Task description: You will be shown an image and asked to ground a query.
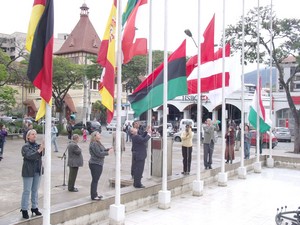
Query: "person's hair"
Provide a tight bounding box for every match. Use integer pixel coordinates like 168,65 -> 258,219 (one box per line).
72,134 -> 79,141
26,129 -> 37,140
90,131 -> 99,143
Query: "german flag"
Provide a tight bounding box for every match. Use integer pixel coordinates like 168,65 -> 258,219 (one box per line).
26,0 -> 54,120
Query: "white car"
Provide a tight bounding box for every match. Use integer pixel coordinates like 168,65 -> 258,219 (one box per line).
106,122 -> 117,131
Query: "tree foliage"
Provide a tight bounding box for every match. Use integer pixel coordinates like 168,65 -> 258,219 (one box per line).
122,50 -> 164,91
225,6 -> 300,153
0,86 -> 18,113
52,57 -> 84,116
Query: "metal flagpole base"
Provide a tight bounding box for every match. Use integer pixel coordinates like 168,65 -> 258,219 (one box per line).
266,157 -> 274,168
253,161 -> 262,173
158,190 -> 171,209
238,166 -> 247,179
192,180 -> 204,196
217,172 -> 228,187
109,204 -> 125,225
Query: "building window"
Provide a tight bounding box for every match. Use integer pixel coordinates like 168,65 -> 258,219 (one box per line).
89,80 -> 99,90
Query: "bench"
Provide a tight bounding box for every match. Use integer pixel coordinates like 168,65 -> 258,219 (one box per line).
7,133 -> 21,140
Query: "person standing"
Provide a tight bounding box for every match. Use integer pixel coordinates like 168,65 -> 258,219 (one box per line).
20,129 -> 44,219
81,124 -> 87,142
88,131 -> 113,200
244,124 -> 252,159
67,121 -> 73,140
180,124 -> 194,175
124,122 -> 132,142
0,124 -> 8,160
51,122 -> 59,152
234,125 -> 241,151
131,126 -> 152,188
225,126 -> 235,164
67,134 -> 83,192
203,118 -> 218,170
130,120 -> 144,178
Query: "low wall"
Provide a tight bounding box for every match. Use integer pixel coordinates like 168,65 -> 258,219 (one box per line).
13,155 -> 296,225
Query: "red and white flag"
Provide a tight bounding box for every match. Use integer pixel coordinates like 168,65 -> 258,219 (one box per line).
122,0 -> 148,64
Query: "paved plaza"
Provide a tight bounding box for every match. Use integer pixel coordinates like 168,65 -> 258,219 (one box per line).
0,130 -> 299,224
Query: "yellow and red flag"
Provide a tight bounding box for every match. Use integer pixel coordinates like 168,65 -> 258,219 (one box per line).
97,0 -> 117,123
26,0 -> 54,120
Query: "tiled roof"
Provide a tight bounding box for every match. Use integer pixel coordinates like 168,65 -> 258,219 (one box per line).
282,55 -> 296,63
54,4 -> 101,55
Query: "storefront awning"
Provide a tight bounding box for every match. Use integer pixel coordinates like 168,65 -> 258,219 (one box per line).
23,99 -> 37,112
64,93 -> 76,113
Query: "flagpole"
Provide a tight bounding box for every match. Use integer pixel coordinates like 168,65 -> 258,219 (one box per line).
238,0 -> 247,179
158,0 -> 171,209
192,0 -> 204,196
146,0 -> 153,179
43,104 -> 52,225
109,0 -> 125,223
218,0 -> 228,187
266,0 -> 274,168
254,0 -> 262,173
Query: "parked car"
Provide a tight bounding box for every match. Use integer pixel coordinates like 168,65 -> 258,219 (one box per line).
73,121 -> 102,134
173,127 -> 204,142
273,127 -> 292,142
106,121 -> 117,131
250,130 -> 278,149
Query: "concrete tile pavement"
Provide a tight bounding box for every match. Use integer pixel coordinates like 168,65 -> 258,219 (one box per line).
0,130 -> 298,224
121,167 -> 300,225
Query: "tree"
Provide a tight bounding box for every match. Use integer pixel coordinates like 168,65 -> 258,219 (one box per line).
225,6 -> 300,153
91,100 -> 107,124
52,57 -> 85,122
0,86 -> 18,113
122,50 -> 164,90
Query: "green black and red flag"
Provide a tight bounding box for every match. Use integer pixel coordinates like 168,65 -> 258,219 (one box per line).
128,40 -> 187,116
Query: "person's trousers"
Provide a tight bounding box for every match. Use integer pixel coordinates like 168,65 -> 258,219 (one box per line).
51,136 -> 58,152
244,142 -> 250,159
133,158 -> 145,187
131,152 -> 136,178
21,173 -> 41,210
68,167 -> 79,191
182,146 -> 192,172
89,163 -> 103,199
204,142 -> 214,167
235,141 -> 241,151
0,141 -> 4,156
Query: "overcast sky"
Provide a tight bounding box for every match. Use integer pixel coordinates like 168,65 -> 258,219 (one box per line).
1,0 -> 299,72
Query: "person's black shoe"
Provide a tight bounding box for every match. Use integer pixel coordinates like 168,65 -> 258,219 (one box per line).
20,209 -> 29,219
69,188 -> 79,192
181,172 -> 186,175
209,166 -> 212,169
31,208 -> 42,216
134,185 -> 145,188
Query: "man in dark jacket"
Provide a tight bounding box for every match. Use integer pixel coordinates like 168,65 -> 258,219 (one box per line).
67,134 -> 83,192
131,126 -> 152,188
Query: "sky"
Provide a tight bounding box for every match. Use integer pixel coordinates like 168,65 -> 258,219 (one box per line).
1,0 -> 299,73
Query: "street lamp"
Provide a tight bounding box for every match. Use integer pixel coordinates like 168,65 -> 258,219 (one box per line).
184,29 -> 198,48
